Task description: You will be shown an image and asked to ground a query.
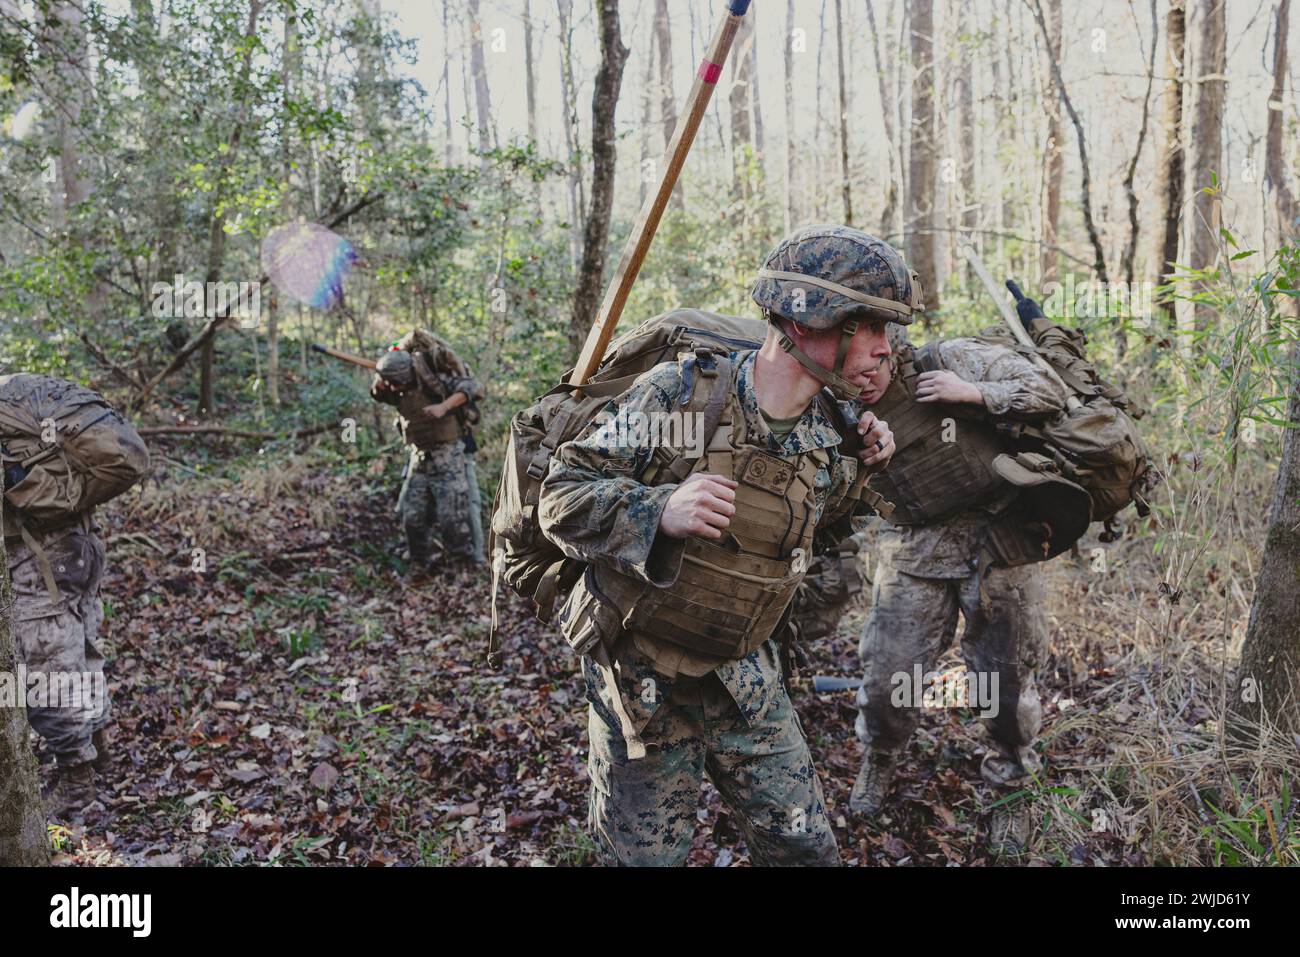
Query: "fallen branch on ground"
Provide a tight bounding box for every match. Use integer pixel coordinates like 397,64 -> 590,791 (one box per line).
138,423 -> 335,440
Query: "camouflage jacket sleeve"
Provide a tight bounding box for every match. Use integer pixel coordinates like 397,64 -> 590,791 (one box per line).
539,363 -> 687,587
937,338 -> 1066,418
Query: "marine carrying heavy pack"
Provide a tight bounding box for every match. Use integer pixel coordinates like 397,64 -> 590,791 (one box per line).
488,307 -> 890,664
488,309 -> 768,660
870,294 -> 1158,566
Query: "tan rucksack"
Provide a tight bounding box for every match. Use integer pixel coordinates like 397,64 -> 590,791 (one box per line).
970,318 -> 1159,536
2,374 -> 149,570
488,309 -> 779,664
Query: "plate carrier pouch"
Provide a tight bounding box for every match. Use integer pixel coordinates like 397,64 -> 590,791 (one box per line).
1,374 -> 150,602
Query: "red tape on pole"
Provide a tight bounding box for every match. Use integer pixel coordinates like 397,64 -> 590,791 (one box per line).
697,59 -> 722,84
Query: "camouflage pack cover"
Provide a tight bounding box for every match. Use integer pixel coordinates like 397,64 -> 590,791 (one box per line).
1,374 -> 150,536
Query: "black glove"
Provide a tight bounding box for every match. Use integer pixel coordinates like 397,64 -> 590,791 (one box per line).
1005,279 -> 1045,330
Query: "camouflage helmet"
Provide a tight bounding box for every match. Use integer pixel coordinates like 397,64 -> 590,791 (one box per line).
751,224 -> 923,328
376,348 -> 414,386
750,224 -> 924,400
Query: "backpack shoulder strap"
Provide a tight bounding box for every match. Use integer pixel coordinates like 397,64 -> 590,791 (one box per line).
647,348 -> 737,484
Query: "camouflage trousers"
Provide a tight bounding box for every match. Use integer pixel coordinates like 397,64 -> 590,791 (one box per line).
586,669 -> 839,867
6,526 -> 112,767
398,442 -> 484,565
855,557 -> 1047,787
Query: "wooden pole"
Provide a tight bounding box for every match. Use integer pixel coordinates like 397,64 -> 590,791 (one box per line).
569,0 -> 753,390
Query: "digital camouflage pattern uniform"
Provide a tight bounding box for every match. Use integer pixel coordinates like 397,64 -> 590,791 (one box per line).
371,341 -> 485,567
6,522 -> 112,768
541,351 -> 871,867
855,336 -> 1065,795
791,533 -> 869,644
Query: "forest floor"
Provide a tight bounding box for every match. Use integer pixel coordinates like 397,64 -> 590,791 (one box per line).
39,444 -> 1289,867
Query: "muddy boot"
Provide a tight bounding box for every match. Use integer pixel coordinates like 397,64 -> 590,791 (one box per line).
43,762 -> 96,818
91,728 -> 112,774
987,798 -> 1032,862
849,751 -> 898,817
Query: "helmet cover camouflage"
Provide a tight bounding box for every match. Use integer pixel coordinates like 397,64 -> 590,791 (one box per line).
377,349 -> 415,386
751,224 -> 923,328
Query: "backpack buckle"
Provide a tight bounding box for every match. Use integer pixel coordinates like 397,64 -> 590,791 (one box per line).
694,348 -> 717,376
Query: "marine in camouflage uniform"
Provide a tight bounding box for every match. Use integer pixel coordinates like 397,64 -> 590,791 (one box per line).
849,330 -> 1067,841
540,225 -> 919,866
2,374 -> 147,816
370,335 -> 486,569
6,525 -> 113,805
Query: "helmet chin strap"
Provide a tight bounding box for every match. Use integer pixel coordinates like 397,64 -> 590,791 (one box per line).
767,313 -> 862,401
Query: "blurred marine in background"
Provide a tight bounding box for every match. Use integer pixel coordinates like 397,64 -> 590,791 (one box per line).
371,330 -> 486,572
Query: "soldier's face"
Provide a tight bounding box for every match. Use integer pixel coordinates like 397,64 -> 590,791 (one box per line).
837,318 -> 892,400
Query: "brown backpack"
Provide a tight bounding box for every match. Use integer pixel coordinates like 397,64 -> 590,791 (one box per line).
2,374 -> 149,600
972,318 -> 1160,536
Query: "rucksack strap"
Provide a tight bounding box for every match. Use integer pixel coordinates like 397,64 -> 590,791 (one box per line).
12,511 -> 66,607
648,348 -> 736,483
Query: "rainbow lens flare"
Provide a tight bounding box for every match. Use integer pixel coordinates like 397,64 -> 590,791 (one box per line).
260,222 -> 358,309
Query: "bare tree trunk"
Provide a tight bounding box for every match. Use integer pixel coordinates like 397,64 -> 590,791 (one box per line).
558,0 -> 585,271
1029,0 -> 1109,285
1038,0 -> 1063,283
957,1 -> 977,280
653,0 -> 681,211
908,0 -> 940,316
1153,0 -> 1186,319
442,2 -> 453,165
1113,0 -> 1159,365
270,8 -> 301,408
199,0 -> 265,419
834,0 -> 852,224
783,0 -> 797,231
466,0 -> 493,164
814,0 -> 828,220
730,8 -> 757,200
867,0 -> 900,237
639,31 -> 655,207
0,534 -> 50,866
568,0 -> 629,360
524,0 -> 538,146
1234,357 -> 1300,736
40,1 -> 91,225
1189,0 -> 1226,331
749,6 -> 765,168
1265,0 -> 1296,246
